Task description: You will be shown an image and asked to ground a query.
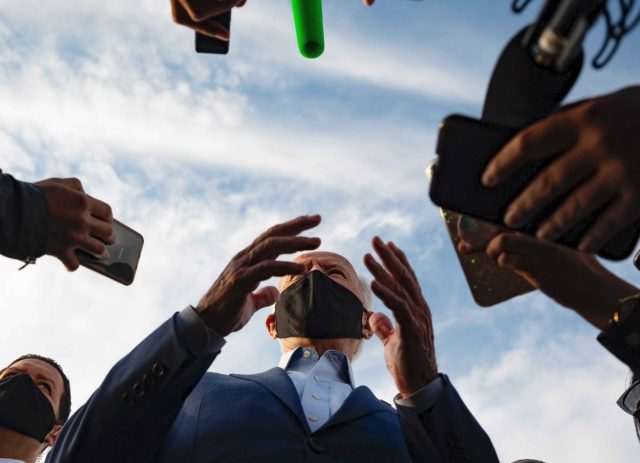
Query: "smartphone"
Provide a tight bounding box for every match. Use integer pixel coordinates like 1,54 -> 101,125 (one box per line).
195,11 -> 231,54
77,220 -> 144,286
426,162 -> 534,306
429,114 -> 640,261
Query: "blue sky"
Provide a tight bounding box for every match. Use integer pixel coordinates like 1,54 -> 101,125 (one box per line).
1,1 -> 639,461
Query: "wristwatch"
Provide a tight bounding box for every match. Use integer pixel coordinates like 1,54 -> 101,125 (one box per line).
599,292 -> 640,376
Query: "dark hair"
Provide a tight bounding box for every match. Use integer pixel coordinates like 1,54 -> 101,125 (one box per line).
3,354 -> 72,424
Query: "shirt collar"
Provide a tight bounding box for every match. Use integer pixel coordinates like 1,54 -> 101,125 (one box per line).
0,459 -> 27,463
278,346 -> 356,387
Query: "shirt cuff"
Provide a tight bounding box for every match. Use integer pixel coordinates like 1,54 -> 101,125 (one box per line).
175,306 -> 226,357
394,374 -> 445,412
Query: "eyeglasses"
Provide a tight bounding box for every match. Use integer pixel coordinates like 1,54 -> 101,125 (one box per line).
617,380 -> 640,416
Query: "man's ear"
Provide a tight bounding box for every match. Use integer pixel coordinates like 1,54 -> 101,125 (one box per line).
362,311 -> 373,340
266,313 -> 278,339
44,423 -> 62,449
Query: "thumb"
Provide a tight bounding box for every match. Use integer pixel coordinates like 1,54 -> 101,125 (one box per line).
251,286 -> 280,311
369,312 -> 394,343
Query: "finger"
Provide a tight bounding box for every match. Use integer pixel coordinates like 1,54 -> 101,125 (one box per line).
482,114 -> 576,187
251,286 -> 280,311
364,253 -> 397,291
88,218 -> 116,245
245,236 -> 321,265
372,237 -> 422,305
62,177 -> 85,193
496,252 -> 538,281
177,0 -> 242,22
370,280 -> 412,326
238,261 -> 306,291
363,0 -> 375,5
486,232 -> 541,261
172,2 -> 231,40
252,215 -> 322,245
369,312 -> 394,343
60,250 -> 80,272
388,241 -> 420,283
87,196 -> 113,222
579,196 -> 640,253
536,174 -> 617,242
503,150 -> 595,228
79,237 -> 109,260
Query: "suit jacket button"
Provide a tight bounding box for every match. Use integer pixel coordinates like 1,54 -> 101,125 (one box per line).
133,383 -> 145,397
308,437 -> 324,453
143,373 -> 156,387
152,363 -> 167,377
121,393 -> 134,406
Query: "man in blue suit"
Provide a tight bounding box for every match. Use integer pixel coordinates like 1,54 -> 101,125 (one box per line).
47,214 -> 498,463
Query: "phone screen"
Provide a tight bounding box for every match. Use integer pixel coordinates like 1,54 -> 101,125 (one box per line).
77,220 -> 144,286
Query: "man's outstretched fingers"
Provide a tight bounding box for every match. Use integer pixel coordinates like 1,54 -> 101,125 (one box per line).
245,236 -> 321,265
252,215 -> 321,245
364,253 -> 396,289
371,281 -> 412,326
240,260 -> 306,288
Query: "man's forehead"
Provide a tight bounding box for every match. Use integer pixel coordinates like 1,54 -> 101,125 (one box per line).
8,359 -> 63,387
295,252 -> 355,271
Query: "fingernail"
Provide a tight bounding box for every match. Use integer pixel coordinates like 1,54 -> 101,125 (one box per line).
482,169 -> 496,187
504,209 -> 524,228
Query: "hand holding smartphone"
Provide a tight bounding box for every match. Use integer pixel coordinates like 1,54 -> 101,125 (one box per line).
429,114 -> 640,261
77,220 -> 144,286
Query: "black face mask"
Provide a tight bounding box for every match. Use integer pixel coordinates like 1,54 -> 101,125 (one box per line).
275,270 -> 365,339
0,373 -> 56,443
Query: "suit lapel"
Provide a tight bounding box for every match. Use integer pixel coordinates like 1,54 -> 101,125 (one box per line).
319,386 -> 390,431
231,368 -> 311,434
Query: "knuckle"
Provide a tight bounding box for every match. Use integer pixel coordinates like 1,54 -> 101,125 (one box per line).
581,99 -> 604,124
534,174 -> 559,199
67,177 -> 83,190
514,131 -> 534,156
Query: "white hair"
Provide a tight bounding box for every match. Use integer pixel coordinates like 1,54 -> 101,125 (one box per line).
358,274 -> 373,311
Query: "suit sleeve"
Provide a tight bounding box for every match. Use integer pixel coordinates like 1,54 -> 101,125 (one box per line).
46,307 -> 225,463
0,169 -> 49,260
394,374 -> 499,463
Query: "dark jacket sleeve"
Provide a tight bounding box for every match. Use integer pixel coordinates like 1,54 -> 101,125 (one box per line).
0,169 -> 49,260
396,375 -> 499,463
46,307 -> 224,463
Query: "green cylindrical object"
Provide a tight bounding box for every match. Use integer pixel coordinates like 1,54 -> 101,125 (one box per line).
292,0 -> 325,59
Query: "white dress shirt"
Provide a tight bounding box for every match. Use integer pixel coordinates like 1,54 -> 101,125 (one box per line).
279,346 -> 355,432
0,458 -> 26,463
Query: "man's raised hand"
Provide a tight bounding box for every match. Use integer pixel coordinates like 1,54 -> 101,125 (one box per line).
196,215 -> 321,337
364,237 -> 437,399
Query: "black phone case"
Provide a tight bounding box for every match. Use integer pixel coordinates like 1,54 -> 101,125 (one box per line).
429,114 -> 640,261
195,11 -> 231,54
77,220 -> 144,285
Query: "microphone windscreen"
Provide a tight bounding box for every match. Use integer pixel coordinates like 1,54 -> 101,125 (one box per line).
482,27 -> 583,128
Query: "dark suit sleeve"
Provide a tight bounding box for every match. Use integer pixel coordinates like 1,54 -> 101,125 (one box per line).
46,307 -> 225,463
0,169 -> 49,260
395,374 -> 499,463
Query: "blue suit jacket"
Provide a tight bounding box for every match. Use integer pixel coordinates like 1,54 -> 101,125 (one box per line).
47,310 -> 499,463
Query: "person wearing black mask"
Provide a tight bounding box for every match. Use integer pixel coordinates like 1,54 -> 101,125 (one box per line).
0,355 -> 71,463
47,215 -> 498,463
